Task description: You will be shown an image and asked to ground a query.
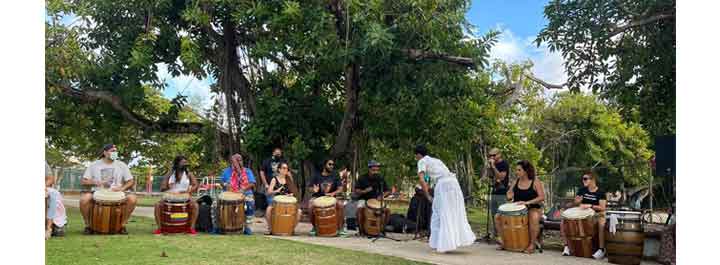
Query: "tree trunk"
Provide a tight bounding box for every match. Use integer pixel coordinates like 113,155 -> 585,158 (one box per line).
330,62 -> 360,160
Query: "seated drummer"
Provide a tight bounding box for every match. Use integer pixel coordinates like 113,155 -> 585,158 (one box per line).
79,144 -> 137,235
494,160 -> 545,254
354,160 -> 391,235
561,170 -> 607,259
307,158 -> 346,236
219,153 -> 257,234
265,162 -> 301,232
46,161 -> 67,239
153,155 -> 199,235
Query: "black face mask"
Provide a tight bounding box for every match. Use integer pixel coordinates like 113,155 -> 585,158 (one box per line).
178,165 -> 188,172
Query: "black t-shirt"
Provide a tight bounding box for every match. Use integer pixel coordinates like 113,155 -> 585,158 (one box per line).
576,187 -> 607,206
261,157 -> 287,184
311,172 -> 341,198
492,160 -> 510,195
354,174 -> 388,201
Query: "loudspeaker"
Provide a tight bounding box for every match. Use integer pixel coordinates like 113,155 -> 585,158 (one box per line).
655,135 -> 675,177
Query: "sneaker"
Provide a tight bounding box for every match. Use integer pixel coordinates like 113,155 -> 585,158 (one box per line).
188,228 -> 198,236
338,229 -> 348,237
153,229 -> 163,235
562,246 -> 570,256
309,228 -> 316,237
592,248 -> 605,260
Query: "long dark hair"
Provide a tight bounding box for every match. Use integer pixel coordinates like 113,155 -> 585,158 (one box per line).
516,160 -> 536,180
172,155 -> 188,179
276,161 -> 299,196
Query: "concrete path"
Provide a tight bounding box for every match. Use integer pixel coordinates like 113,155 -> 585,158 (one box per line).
63,198 -> 660,265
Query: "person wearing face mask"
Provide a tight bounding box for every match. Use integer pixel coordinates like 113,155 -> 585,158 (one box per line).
79,144 -> 137,234
218,153 -> 257,234
153,155 -> 200,235
354,160 -> 391,235
260,147 -> 288,214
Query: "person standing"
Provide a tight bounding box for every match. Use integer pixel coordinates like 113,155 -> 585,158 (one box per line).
487,148 -> 509,238
79,144 -> 137,234
415,145 -> 476,252
260,147 -> 288,214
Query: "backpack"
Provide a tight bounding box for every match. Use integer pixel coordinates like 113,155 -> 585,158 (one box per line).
195,195 -> 213,232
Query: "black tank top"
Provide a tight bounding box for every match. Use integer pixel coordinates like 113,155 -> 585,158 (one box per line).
272,177 -> 290,195
513,178 -> 541,209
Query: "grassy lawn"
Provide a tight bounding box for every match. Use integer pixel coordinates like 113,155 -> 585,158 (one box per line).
46,208 -> 430,265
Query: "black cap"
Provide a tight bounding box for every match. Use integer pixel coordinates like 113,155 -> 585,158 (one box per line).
368,160 -> 381,168
99,144 -> 116,158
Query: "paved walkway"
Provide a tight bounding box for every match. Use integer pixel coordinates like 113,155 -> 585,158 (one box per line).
63,198 -> 659,265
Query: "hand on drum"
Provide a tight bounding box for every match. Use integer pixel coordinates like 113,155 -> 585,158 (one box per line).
580,204 -> 592,209
363,187 -> 373,194
110,186 -> 122,192
312,184 -> 320,193
514,201 -> 527,206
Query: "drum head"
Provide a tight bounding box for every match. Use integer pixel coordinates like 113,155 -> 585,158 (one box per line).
366,199 -> 381,209
313,196 -> 337,208
163,192 -> 190,202
498,202 -> 527,213
219,192 -> 245,201
93,189 -> 126,202
274,195 -> 297,204
561,207 -> 596,220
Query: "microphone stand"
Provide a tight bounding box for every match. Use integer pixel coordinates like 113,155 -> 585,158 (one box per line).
371,175 -> 401,242
477,168 -> 495,244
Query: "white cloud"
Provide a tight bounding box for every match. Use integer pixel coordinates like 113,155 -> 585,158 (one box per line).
489,27 -> 569,94
155,63 -> 216,113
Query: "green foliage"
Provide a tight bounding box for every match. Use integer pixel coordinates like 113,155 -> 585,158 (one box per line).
536,0 -> 676,138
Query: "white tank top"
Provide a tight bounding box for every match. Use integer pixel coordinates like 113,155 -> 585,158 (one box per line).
167,171 -> 190,193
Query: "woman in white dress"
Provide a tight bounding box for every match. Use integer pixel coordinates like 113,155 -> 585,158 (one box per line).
415,145 -> 476,252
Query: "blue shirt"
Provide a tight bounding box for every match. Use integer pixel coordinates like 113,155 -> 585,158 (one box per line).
220,167 -> 256,195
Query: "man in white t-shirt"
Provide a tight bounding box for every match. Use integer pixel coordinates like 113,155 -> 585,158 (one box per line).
79,144 -> 137,234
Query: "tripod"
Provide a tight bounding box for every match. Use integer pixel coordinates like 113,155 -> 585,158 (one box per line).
477,172 -> 495,244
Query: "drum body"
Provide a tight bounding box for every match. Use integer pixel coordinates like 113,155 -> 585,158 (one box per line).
362,199 -> 384,236
498,203 -> 529,252
271,195 -> 298,236
90,190 -> 127,234
160,193 -> 191,233
606,211 -> 644,265
562,207 -> 598,258
217,192 -> 246,233
312,196 -> 338,237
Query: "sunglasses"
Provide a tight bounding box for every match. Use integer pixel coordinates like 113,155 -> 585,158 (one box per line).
327,163 -> 335,166
582,177 -> 591,181
488,154 -> 496,157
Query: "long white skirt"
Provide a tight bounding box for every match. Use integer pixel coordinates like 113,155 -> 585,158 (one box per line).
430,176 -> 476,252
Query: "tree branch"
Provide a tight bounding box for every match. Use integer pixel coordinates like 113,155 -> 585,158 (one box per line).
401,49 -> 475,68
524,73 -> 567,89
56,84 -> 205,134
609,12 -> 675,37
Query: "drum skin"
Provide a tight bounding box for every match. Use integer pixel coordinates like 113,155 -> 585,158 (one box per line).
606,211 -> 644,265
217,198 -> 246,233
271,196 -> 298,236
562,207 -> 598,258
160,198 -> 191,234
362,199 -> 384,236
91,199 -> 127,234
313,196 -> 338,237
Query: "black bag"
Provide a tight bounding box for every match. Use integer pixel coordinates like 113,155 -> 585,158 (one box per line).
406,188 -> 432,232
195,195 -> 213,232
386,214 -> 407,233
254,191 -> 268,211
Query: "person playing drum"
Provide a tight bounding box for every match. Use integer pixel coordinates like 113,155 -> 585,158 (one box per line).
219,153 -> 257,234
561,170 -> 607,259
495,160 -> 545,254
265,161 -> 301,232
79,144 -> 137,235
354,160 -> 391,235
153,155 -> 199,235
308,159 -> 346,236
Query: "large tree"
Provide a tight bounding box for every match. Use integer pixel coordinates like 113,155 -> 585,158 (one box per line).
536,0 -> 676,138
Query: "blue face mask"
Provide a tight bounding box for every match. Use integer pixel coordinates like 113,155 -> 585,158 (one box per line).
424,174 -> 430,183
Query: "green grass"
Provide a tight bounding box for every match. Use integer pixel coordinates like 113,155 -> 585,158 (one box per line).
46,208 -> 430,265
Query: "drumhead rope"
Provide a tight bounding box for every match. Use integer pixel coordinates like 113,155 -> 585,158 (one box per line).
274,195 -> 297,204
312,196 -> 337,208
561,207 -> 596,220
92,189 -> 126,202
